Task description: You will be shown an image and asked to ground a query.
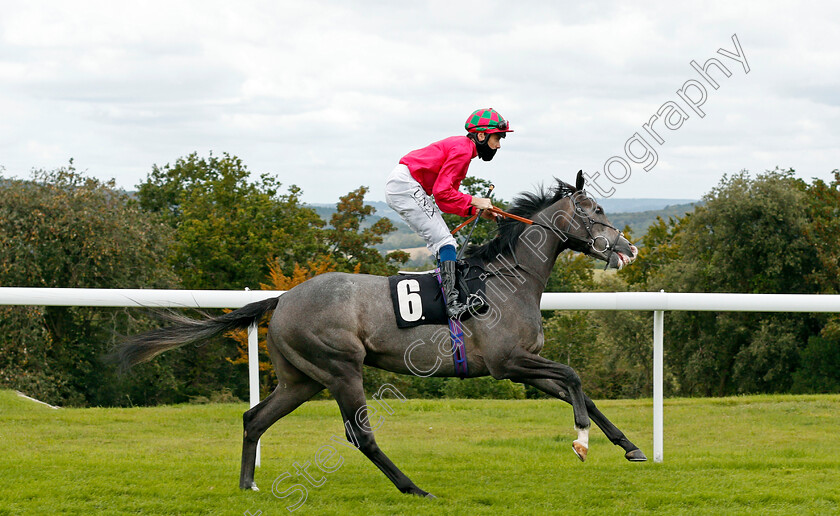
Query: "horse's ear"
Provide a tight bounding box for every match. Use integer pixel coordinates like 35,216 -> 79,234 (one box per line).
575,170 -> 584,191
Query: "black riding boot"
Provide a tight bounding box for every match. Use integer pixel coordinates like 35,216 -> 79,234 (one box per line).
441,260 -> 469,319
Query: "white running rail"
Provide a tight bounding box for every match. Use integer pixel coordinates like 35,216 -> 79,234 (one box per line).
3,287 -> 840,464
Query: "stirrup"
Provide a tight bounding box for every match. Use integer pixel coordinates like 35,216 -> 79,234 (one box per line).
446,299 -> 470,319
465,293 -> 488,314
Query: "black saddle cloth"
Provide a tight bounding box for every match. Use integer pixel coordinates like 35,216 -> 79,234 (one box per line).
388,257 -> 487,329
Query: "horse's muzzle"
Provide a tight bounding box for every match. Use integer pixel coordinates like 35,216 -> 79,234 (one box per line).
607,243 -> 638,270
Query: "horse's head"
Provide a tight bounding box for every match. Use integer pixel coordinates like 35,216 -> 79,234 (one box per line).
465,173 -> 638,272
553,171 -> 638,270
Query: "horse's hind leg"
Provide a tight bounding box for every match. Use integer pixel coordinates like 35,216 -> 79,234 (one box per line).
329,374 -> 433,498
240,376 -> 324,490
525,378 -> 647,462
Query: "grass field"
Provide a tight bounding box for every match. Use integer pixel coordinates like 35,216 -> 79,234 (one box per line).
1,390 -> 839,515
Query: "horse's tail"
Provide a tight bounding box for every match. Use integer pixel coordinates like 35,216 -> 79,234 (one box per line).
114,297 -> 280,371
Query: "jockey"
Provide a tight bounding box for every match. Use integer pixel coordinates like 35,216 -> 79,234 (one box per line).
385,108 -> 513,318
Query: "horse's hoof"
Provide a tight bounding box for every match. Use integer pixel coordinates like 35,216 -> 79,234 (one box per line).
408,488 -> 435,499
240,482 -> 259,491
572,440 -> 588,462
625,449 -> 647,462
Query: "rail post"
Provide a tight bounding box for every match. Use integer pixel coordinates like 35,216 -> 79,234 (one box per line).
653,302 -> 665,463
248,321 -> 260,467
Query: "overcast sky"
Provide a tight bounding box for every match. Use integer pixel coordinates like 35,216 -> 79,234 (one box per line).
1,1 -> 839,204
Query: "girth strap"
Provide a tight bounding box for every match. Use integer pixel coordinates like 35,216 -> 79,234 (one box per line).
435,268 -> 468,378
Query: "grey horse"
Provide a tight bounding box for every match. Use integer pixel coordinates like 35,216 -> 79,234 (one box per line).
116,171 -> 645,498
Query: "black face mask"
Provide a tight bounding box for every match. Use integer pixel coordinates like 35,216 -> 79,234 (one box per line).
470,134 -> 498,161
476,141 -> 497,161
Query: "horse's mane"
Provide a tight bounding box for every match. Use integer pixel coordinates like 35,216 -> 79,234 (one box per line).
464,178 -> 576,262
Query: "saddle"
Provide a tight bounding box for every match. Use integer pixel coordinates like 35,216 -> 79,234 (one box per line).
388,257 -> 488,329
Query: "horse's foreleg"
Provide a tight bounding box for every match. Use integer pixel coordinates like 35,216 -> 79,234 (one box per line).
524,378 -> 647,462
495,351 -> 591,433
239,378 -> 324,490
581,392 -> 646,461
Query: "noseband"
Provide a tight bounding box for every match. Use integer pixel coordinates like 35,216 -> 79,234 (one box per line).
567,192 -> 624,268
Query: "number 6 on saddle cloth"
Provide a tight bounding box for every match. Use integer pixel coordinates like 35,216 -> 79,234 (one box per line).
388,258 -> 488,377
388,258 -> 487,328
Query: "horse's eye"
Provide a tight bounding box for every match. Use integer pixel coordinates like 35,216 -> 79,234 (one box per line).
595,207 -> 603,215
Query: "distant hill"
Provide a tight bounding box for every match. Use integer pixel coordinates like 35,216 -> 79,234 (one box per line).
308,199 -> 695,225
306,202 -> 427,253
596,198 -> 697,213
306,199 -> 700,252
608,202 -> 700,238
308,201 -> 399,224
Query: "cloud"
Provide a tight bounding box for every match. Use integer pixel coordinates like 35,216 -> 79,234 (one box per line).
1,0 -> 839,202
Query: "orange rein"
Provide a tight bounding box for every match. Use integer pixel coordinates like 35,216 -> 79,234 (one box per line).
450,206 -> 534,235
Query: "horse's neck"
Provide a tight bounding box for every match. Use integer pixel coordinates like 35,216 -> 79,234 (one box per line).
520,198 -> 574,283
513,226 -> 565,288
484,203 -> 570,300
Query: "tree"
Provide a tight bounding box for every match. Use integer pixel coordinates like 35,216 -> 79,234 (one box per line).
137,152 -> 326,289
668,169 -> 817,294
324,186 -> 409,275
793,169 -> 840,392
803,169 -> 840,294
649,169 -> 822,395
618,216 -> 686,289
791,335 -> 840,393
545,251 -> 596,293
442,176 -> 509,250
0,163 -> 180,406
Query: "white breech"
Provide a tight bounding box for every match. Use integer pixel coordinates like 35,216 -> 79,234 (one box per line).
385,164 -> 458,256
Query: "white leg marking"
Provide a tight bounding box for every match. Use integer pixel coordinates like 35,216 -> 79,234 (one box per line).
575,426 -> 590,448
572,426 -> 590,461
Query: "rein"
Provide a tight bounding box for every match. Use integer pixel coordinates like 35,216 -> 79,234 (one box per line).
451,199 -> 624,266
450,206 -> 535,234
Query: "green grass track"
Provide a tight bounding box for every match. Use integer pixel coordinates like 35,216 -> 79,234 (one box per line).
1,390 -> 838,515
